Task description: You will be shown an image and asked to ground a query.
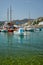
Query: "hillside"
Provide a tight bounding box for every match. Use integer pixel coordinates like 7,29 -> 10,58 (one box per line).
0,19 -> 34,26
0,17 -> 43,26
12,19 -> 34,25
33,17 -> 43,25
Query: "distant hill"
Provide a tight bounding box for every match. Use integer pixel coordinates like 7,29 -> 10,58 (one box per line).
0,17 -> 43,26
0,19 -> 34,26
12,19 -> 34,25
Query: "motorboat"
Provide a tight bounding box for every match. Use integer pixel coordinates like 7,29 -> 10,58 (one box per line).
14,28 -> 24,35
25,27 -> 34,32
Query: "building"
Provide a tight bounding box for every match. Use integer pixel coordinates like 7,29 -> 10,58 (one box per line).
38,21 -> 43,25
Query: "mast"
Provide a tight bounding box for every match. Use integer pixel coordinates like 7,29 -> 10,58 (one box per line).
7,8 -> 9,22
29,9 -> 30,20
10,5 -> 12,22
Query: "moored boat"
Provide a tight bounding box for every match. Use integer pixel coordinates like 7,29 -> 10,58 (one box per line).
14,28 -> 24,35
8,29 -> 14,32
25,27 -> 34,32
1,29 -> 8,32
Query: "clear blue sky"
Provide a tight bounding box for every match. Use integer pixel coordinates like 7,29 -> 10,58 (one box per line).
0,0 -> 43,21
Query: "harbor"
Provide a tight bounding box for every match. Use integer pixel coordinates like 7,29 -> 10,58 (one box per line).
0,6 -> 43,65
0,29 -> 43,65
0,0 -> 43,65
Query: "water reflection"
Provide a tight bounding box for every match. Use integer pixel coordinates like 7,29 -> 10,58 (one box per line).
7,32 -> 13,56
0,31 -> 43,56
7,32 -> 13,44
18,35 -> 24,43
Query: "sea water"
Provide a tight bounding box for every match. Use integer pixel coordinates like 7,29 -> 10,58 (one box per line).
0,30 -> 43,64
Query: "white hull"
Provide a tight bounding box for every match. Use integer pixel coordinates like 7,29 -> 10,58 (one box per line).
25,27 -> 34,32
26,28 -> 33,30
14,28 -> 24,36
1,29 -> 7,32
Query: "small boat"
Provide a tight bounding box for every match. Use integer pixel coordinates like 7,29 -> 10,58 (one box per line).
14,28 -> 24,35
1,29 -> 8,32
25,27 -> 34,32
1,28 -> 8,32
34,28 -> 41,32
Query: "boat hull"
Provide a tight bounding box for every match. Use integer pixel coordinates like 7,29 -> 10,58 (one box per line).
14,28 -> 24,36
1,29 -> 8,32
25,28 -> 34,32
8,29 -> 14,32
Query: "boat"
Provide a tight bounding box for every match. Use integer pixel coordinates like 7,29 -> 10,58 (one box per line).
25,25 -> 34,32
1,27 -> 8,32
34,28 -> 41,32
8,28 -> 14,32
25,27 -> 34,32
14,28 -> 24,35
1,29 -> 8,32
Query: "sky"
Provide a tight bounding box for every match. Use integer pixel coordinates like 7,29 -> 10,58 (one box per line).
0,0 -> 43,21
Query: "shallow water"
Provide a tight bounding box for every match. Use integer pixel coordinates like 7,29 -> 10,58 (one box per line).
0,30 -> 43,64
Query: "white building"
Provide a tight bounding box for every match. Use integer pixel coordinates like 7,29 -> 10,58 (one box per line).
38,21 -> 43,25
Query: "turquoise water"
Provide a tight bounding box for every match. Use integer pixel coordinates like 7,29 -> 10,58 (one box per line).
0,30 -> 43,57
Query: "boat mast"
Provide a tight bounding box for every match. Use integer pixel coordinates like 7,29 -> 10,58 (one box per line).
10,5 -> 12,22
7,8 -> 9,22
29,9 -> 30,21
